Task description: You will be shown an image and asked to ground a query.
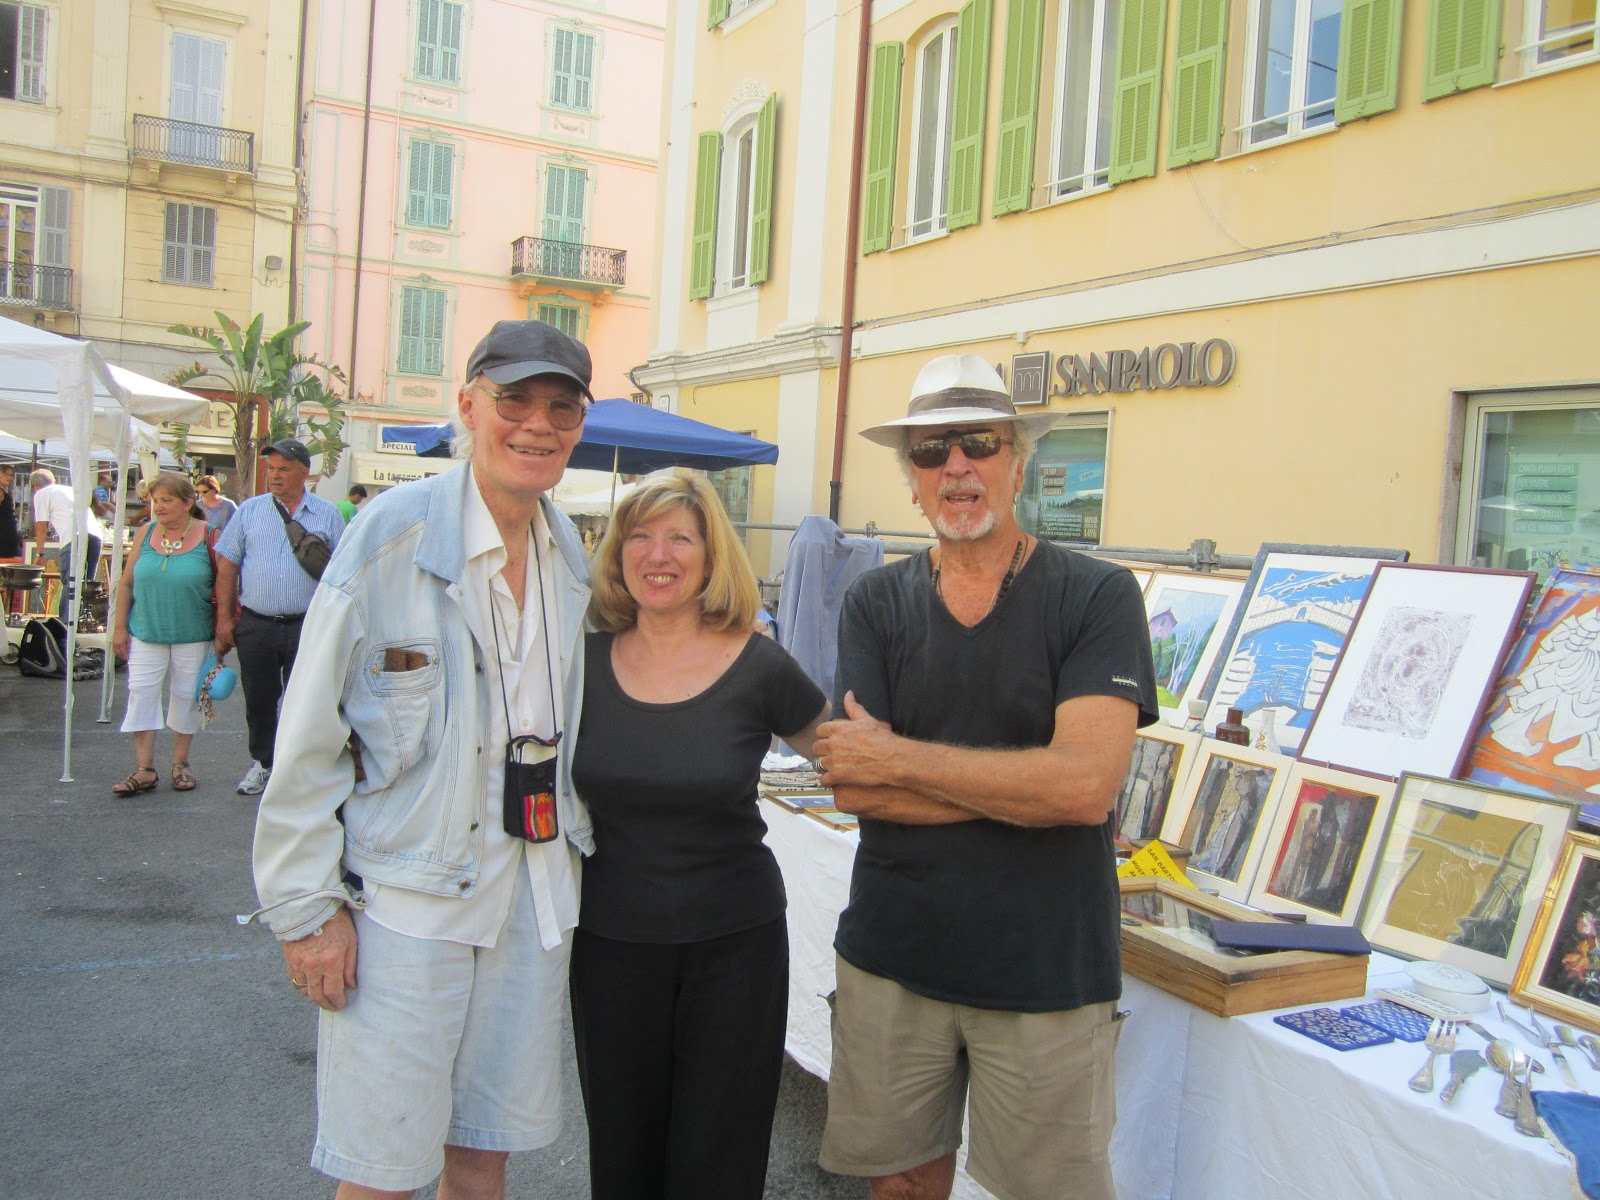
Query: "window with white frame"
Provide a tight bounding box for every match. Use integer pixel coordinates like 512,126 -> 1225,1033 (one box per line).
0,3 -> 46,103
550,27 -> 595,110
535,300 -> 583,338
405,137 -> 454,229
397,285 -> 447,375
162,201 -> 216,287
1523,0 -> 1598,67
1050,0 -> 1120,197
722,118 -> 759,289
0,181 -> 69,305
907,20 -> 960,242
415,0 -> 463,84
1241,0 -> 1341,146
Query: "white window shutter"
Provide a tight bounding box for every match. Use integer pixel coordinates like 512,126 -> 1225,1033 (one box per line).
193,206 -> 216,286
163,203 -> 187,282
575,33 -> 594,109
197,37 -> 225,125
439,2 -> 462,82
19,4 -> 47,103
170,33 -> 199,122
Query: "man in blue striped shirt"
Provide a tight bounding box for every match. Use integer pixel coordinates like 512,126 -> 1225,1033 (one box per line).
215,439 -> 344,795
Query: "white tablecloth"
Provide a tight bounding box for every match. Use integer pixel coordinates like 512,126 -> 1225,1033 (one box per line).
761,800 -> 1579,1200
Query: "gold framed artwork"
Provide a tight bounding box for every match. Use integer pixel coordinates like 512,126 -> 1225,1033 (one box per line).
1513,832 -> 1600,1033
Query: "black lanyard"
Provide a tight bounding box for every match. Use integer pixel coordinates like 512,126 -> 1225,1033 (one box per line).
486,521 -> 562,748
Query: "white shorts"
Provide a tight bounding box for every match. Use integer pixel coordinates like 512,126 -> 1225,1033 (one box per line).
310,867 -> 572,1191
119,637 -> 208,736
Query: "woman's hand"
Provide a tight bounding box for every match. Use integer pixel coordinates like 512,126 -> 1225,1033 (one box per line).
112,628 -> 130,659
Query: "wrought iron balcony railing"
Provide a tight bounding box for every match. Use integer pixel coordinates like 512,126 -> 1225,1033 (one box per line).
132,114 -> 255,174
0,262 -> 73,310
511,236 -> 626,289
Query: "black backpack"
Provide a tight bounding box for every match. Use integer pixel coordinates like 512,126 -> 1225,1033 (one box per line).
16,616 -> 68,679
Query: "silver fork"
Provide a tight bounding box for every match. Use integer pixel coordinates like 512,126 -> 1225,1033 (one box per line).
1409,1019 -> 1457,1093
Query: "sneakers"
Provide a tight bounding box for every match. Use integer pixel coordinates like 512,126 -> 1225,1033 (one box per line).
236,761 -> 271,795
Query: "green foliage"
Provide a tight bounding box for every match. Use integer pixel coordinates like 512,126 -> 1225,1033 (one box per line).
167,312 -> 348,501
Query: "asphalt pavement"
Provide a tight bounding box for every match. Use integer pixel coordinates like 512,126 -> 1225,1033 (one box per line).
0,667 -> 866,1199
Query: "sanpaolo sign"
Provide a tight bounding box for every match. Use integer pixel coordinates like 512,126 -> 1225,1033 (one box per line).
1008,339 -> 1236,405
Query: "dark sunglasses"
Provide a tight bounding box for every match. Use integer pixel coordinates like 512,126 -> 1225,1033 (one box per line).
907,430 -> 1012,469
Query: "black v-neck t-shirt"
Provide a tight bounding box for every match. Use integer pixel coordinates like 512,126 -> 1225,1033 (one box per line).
572,630 -> 826,943
833,541 -> 1158,1012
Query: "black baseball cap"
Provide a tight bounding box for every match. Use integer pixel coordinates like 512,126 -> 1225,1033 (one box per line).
261,438 -> 312,469
464,319 -> 593,401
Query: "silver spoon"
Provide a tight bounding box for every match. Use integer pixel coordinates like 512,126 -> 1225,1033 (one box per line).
1560,1025 -> 1600,1070
1487,1039 -> 1528,1119
1581,1033 -> 1600,1071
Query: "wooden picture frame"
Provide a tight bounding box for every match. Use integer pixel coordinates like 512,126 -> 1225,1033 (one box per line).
1512,832 -> 1600,1033
1113,726 -> 1202,845
1245,762 -> 1399,925
1142,570 -> 1246,727
1158,739 -> 1294,901
1199,543 -> 1408,754
1119,877 -> 1369,1016
1299,564 -> 1535,779
1359,773 -> 1577,987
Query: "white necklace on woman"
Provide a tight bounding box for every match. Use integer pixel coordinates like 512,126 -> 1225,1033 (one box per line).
156,517 -> 194,571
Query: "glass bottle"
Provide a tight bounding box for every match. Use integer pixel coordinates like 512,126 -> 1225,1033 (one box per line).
1214,706 -> 1250,745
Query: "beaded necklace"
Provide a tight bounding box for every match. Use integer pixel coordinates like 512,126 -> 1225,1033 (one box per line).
155,516 -> 194,572
930,536 -> 1026,619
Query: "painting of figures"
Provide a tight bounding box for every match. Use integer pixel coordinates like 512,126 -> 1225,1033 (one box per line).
1248,764 -> 1397,924
1202,549 -> 1404,754
1467,568 -> 1600,825
1113,727 -> 1201,844
1362,774 -> 1576,986
1300,564 -> 1534,778
1143,572 -> 1245,726
1514,834 -> 1600,1027
1160,742 -> 1291,900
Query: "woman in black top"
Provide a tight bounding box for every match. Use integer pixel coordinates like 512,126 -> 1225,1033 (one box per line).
570,472 -> 827,1200
0,464 -> 21,558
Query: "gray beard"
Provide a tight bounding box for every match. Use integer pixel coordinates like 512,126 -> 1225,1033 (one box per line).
934,508 -> 997,542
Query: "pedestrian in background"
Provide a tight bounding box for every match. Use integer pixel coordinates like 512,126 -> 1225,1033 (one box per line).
110,472 -> 219,795
337,483 -> 367,522
0,463 -> 21,559
197,475 -> 237,532
30,467 -> 105,618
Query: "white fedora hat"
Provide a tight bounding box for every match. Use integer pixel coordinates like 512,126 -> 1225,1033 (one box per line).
858,353 -> 1067,449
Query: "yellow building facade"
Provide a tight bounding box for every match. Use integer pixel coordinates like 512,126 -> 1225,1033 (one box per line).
0,0 -> 300,482
638,0 -> 1600,577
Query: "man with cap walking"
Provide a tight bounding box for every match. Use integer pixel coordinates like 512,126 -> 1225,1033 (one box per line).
244,320 -> 597,1198
814,354 -> 1158,1200
214,438 -> 344,795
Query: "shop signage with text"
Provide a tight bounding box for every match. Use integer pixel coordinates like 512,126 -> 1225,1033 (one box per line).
1009,339 -> 1236,406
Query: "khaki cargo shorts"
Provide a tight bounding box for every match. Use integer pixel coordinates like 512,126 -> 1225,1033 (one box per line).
819,957 -> 1124,1200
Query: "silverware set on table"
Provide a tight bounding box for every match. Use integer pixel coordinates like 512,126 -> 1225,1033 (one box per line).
1406,1002 -> 1596,1137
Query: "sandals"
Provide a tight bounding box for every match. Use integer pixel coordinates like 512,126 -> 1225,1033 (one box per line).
171,763 -> 198,792
112,768 -> 159,796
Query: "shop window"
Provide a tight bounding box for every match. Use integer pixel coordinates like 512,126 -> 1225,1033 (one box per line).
405,137 -> 455,230
1461,391 -> 1600,580
414,0 -> 463,84
162,201 -> 215,287
1019,420 -> 1109,544
1522,0 -> 1597,67
707,452 -> 754,544
689,93 -> 776,299
550,27 -> 595,110
398,284 -> 447,375
1240,0 -> 1341,145
0,3 -> 47,103
1049,0 -> 1121,197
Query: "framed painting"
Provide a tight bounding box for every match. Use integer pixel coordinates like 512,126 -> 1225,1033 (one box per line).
1143,571 -> 1246,726
1245,762 -> 1399,925
1113,726 -> 1202,845
1466,568 -> 1600,827
1200,543 -> 1408,755
1512,832 -> 1600,1032
1158,740 -> 1294,901
1299,564 -> 1535,778
1360,773 -> 1577,987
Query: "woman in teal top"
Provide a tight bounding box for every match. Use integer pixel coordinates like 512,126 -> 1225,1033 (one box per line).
111,472 -> 219,795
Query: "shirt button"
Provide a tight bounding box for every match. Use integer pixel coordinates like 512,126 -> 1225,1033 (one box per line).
470,821 -> 479,831
458,879 -> 472,891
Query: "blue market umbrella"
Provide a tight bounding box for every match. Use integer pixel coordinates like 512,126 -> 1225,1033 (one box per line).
382,399 -> 780,472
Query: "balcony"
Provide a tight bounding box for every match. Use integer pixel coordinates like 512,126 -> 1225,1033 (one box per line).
0,263 -> 73,312
132,114 -> 255,175
510,236 -> 626,291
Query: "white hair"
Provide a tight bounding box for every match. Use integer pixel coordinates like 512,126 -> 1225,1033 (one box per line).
895,421 -> 1038,489
31,468 -> 55,489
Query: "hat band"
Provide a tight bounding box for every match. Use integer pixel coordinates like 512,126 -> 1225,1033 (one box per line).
907,387 -> 1017,419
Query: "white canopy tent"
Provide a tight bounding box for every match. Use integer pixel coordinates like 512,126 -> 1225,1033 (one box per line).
0,316 -> 210,781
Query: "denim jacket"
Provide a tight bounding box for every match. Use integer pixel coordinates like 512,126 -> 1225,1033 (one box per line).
244,465 -> 593,941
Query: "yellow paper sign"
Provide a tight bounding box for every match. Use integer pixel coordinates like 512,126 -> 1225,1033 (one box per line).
1116,841 -> 1194,886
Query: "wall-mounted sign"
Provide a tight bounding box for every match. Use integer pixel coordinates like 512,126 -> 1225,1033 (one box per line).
1008,339 -> 1237,406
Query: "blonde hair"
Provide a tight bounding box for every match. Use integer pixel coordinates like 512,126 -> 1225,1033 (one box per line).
147,471 -> 205,521
588,471 -> 761,634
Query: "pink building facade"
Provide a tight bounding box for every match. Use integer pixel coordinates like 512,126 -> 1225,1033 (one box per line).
298,0 -> 665,493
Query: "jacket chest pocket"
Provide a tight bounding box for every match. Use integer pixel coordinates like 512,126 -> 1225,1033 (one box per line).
365,638 -> 445,774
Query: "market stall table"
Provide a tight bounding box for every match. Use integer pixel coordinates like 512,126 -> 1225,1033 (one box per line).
759,799 -> 1576,1200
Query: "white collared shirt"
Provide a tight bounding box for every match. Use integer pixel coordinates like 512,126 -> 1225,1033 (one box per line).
363,479 -> 579,950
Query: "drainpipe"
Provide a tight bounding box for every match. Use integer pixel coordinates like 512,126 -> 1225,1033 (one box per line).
286,0 -> 311,323
347,0 -> 378,392
827,0 -> 874,523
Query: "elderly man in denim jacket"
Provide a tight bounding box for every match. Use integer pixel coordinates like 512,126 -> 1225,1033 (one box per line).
245,321 -> 598,1200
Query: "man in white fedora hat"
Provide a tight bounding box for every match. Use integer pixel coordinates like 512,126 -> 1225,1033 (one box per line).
814,353 -> 1157,1200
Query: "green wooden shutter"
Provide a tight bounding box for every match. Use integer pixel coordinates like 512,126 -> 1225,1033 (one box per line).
1167,0 -> 1228,167
993,0 -> 1044,216
708,0 -> 730,28
1334,0 -> 1402,122
690,131 -> 722,300
1422,0 -> 1501,99
862,41 -> 904,255
748,94 -> 778,285
429,142 -> 455,228
406,139 -> 430,225
1108,0 -> 1168,184
946,0 -> 993,230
